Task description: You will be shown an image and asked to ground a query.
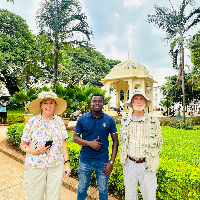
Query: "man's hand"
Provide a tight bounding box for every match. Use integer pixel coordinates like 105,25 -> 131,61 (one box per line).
89,136 -> 102,151
102,163 -> 113,175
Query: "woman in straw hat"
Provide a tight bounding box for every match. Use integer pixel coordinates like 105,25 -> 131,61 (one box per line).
20,91 -> 71,200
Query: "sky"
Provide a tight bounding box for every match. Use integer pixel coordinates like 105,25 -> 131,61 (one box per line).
1,0 -> 200,87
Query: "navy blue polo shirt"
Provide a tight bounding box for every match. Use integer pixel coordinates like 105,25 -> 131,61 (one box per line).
74,111 -> 117,162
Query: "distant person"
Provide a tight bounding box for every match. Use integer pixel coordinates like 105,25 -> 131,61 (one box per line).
73,93 -> 118,200
120,89 -> 163,200
20,91 -> 71,200
0,99 -> 10,124
171,107 -> 175,117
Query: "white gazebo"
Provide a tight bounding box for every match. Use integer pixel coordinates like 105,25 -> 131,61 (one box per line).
101,59 -> 157,112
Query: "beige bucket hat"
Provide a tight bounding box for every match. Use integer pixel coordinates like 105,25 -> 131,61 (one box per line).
126,89 -> 152,108
28,91 -> 67,115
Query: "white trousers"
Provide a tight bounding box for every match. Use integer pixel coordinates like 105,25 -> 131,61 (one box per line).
123,157 -> 157,200
24,164 -> 64,200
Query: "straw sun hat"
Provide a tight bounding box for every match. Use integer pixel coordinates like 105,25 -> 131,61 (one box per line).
126,89 -> 152,108
28,91 -> 67,115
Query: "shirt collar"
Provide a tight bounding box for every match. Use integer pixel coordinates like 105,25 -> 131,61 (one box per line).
88,110 -> 104,118
131,111 -> 147,122
37,113 -> 56,121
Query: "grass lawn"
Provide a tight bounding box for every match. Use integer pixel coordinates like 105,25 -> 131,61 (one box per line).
160,126 -> 200,168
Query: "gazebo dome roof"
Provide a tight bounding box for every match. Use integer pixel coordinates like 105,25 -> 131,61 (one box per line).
102,59 -> 155,82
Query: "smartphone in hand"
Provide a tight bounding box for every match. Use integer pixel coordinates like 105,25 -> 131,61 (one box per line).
45,140 -> 53,147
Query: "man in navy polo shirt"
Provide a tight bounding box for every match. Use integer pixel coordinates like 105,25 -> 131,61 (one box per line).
73,93 -> 118,200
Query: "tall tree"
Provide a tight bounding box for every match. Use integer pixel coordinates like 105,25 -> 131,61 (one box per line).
161,74 -> 200,107
188,31 -> 200,90
64,47 -> 121,87
36,0 -> 92,91
0,9 -> 36,95
147,0 -> 200,122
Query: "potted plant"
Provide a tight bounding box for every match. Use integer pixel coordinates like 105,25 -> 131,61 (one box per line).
62,108 -> 73,128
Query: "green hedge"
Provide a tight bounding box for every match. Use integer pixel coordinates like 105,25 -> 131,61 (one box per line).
7,113 -> 24,123
6,123 -> 200,199
6,122 -> 26,149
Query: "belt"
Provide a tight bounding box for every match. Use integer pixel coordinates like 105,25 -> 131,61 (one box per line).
128,156 -> 146,163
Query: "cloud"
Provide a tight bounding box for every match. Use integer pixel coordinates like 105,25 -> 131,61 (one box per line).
123,0 -> 146,8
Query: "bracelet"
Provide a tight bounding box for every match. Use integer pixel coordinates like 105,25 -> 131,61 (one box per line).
64,160 -> 70,164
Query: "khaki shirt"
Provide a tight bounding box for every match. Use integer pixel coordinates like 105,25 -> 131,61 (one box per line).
120,112 -> 163,171
127,117 -> 147,159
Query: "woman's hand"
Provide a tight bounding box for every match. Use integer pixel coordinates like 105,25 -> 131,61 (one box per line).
63,163 -> 71,179
20,140 -> 51,155
34,144 -> 51,155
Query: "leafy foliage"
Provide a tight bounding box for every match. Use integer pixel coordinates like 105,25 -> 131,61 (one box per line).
6,123 -> 26,149
36,0 -> 92,91
64,46 -> 121,87
13,88 -> 36,114
0,9 -> 36,95
161,74 -> 200,105
188,31 -> 200,89
7,113 -> 25,123
56,81 -> 76,117
168,118 -> 196,130
74,84 -> 111,113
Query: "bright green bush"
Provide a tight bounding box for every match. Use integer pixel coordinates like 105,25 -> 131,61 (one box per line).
112,116 -> 120,124
7,113 -> 24,123
6,123 -> 200,199
168,118 -> 196,130
6,123 -> 26,149
157,158 -> 200,200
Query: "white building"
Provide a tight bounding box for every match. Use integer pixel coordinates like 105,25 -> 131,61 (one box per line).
153,86 -> 165,110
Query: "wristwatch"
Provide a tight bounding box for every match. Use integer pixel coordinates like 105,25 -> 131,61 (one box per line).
64,160 -> 70,164
110,160 -> 114,166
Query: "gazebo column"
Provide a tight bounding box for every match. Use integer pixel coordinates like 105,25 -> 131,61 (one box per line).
128,79 -> 133,99
124,90 -> 128,110
116,88 -> 120,108
104,82 -> 111,111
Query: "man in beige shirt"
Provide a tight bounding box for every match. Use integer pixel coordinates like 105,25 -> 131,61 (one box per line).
120,89 -> 163,200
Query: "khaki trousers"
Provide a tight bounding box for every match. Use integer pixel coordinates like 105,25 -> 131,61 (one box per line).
24,164 -> 64,200
123,157 -> 157,200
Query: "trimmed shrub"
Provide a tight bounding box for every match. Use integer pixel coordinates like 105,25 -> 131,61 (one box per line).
7,113 -> 24,123
6,123 -> 26,149
168,118 -> 196,130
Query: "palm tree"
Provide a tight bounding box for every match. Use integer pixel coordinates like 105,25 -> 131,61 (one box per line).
13,88 -> 36,114
147,0 -> 200,122
36,0 -> 92,91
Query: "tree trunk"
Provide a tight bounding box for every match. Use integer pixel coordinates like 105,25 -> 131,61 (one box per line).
180,42 -> 185,123
53,39 -> 59,92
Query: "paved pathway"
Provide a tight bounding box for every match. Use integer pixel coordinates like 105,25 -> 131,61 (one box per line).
0,123 -> 119,200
